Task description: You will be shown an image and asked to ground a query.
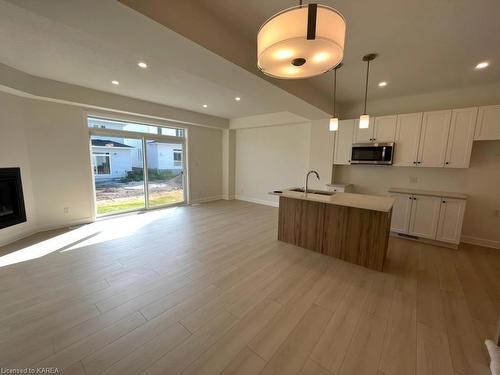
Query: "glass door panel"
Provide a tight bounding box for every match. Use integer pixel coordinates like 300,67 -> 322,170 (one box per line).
146,140 -> 184,207
90,135 -> 145,215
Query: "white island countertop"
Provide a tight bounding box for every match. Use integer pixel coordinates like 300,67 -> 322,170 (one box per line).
271,189 -> 395,213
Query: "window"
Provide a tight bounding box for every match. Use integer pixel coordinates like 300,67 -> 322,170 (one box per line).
93,153 -> 111,175
88,117 -> 184,138
173,149 -> 182,167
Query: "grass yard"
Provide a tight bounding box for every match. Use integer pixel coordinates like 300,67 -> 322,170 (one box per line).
97,190 -> 183,215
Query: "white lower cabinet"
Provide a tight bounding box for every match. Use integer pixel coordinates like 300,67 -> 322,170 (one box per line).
436,198 -> 466,243
389,193 -> 412,234
390,191 -> 466,245
408,194 -> 441,239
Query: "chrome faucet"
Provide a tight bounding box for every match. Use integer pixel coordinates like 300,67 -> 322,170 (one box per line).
305,170 -> 320,194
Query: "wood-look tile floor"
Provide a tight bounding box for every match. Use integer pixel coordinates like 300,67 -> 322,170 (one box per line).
0,200 -> 498,375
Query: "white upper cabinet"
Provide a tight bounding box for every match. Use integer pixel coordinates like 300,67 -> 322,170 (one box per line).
334,119 -> 354,165
417,110 -> 452,167
394,113 -> 422,166
373,115 -> 397,143
390,193 -> 413,234
353,116 -> 396,143
353,117 -> 375,143
444,107 -> 477,168
475,105 -> 500,140
436,198 -> 466,244
408,194 -> 442,239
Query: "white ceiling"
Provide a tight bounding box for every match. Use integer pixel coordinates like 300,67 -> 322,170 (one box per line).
0,0 -> 328,120
129,0 -> 500,107
2,0 -> 499,121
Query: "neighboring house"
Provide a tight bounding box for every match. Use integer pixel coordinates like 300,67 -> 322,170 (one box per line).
91,139 -> 133,181
146,141 -> 183,170
91,139 -> 183,182
88,118 -> 184,173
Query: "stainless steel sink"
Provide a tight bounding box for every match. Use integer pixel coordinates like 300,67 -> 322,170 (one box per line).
289,188 -> 335,196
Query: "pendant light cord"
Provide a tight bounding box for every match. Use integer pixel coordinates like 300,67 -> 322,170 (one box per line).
363,59 -> 370,115
333,68 -> 337,117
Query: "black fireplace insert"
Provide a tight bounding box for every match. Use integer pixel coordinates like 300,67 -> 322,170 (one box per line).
0,168 -> 27,230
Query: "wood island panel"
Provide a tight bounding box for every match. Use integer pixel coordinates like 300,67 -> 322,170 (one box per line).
278,196 -> 325,251
278,196 -> 392,271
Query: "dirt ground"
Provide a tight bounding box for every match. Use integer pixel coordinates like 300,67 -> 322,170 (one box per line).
95,175 -> 182,201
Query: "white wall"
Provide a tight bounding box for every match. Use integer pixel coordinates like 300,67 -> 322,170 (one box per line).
235,122 -> 311,206
0,91 -> 223,245
0,92 -> 37,245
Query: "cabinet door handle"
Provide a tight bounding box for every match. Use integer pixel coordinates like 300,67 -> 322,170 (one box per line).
442,200 -> 446,203
445,162 -> 449,165
413,197 -> 417,200
408,197 -> 412,200
417,161 -> 421,164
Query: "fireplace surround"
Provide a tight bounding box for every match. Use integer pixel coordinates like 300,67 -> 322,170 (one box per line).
0,168 -> 27,230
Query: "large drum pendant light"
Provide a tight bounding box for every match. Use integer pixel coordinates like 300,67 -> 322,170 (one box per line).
257,3 -> 346,79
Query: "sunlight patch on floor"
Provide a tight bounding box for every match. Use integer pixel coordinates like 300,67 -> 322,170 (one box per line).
0,206 -> 179,267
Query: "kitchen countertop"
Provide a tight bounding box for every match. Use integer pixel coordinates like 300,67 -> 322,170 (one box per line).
271,188 -> 394,212
326,183 -> 352,188
388,187 -> 467,199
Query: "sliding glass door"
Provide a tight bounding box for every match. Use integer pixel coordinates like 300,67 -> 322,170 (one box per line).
88,117 -> 186,216
146,141 -> 184,208
91,135 -> 145,215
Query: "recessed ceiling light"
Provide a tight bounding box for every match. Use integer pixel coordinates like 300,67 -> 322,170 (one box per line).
475,61 -> 489,69
378,81 -> 387,87
138,62 -> 148,69
235,97 -> 241,101
111,80 -> 119,85
202,104 -> 208,108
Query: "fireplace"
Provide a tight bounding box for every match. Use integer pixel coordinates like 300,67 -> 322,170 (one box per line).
0,168 -> 27,230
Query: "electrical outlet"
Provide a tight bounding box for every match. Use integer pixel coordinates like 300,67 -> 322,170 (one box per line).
409,176 -> 418,183
63,207 -> 69,214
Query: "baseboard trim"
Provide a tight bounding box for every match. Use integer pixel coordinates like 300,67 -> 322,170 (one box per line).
190,195 -> 223,204
390,232 -> 458,249
461,235 -> 500,250
235,195 -> 279,207
36,218 -> 93,233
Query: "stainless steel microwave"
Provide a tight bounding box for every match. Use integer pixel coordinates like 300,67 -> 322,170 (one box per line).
351,143 -> 394,165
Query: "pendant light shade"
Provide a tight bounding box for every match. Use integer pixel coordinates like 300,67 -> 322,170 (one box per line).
359,114 -> 370,129
329,117 -> 339,131
359,53 -> 377,129
257,4 -> 346,79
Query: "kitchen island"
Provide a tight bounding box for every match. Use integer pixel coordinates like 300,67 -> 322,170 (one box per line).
275,189 -> 394,271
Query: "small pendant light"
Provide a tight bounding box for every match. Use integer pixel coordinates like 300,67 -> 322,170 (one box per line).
329,63 -> 342,131
359,53 -> 377,129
